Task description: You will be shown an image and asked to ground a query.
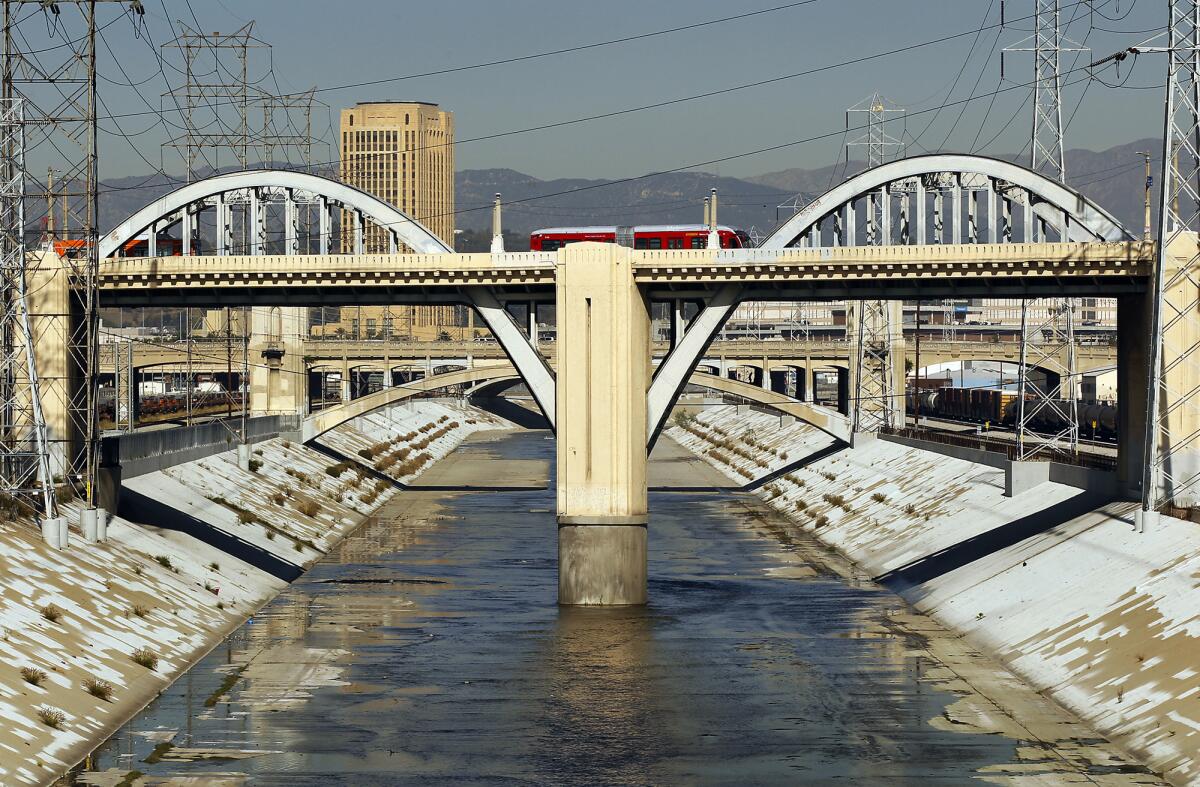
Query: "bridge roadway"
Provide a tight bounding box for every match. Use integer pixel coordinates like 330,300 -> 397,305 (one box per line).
96,241 -> 1152,307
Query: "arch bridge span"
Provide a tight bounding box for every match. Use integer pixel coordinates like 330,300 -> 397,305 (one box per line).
303,364 -> 852,445
78,159 -> 1172,605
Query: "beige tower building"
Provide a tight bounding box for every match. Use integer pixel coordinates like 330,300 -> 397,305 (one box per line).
322,101 -> 466,340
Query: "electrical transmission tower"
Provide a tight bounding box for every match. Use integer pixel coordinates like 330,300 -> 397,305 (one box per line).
0,97 -> 54,519
3,0 -> 144,515
163,23 -> 267,180
846,93 -> 905,433
1001,0 -> 1086,180
846,93 -> 906,170
1003,0 -> 1085,458
163,22 -> 323,178
1139,0 -> 1200,518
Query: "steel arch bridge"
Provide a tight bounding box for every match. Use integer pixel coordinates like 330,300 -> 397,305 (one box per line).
95,159 -> 1138,452
97,169 -> 557,427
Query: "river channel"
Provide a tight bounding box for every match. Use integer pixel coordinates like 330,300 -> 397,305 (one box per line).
69,427 -> 1155,785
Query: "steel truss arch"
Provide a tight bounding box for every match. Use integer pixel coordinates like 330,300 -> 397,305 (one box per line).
760,154 -> 1132,249
758,153 -> 1132,447
99,169 -> 453,259
99,170 -> 560,429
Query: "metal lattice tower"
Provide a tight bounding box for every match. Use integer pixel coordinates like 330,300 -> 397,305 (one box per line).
1003,0 -> 1085,457
1140,0 -> 1200,514
163,23 -> 268,180
0,97 -> 53,518
846,93 -> 906,170
851,300 -> 900,433
3,0 -> 143,508
1002,0 -> 1086,180
1015,300 -> 1079,458
846,93 -> 905,433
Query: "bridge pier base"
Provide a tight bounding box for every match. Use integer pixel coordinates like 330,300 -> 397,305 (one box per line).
555,242 -> 649,606
1117,292 -> 1151,498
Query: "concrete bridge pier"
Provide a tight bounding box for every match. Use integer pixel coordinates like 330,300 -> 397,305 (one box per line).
249,307 -> 306,417
1117,292 -> 1150,498
555,242 -> 649,606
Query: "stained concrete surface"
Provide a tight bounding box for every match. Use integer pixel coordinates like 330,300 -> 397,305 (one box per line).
68,429 -> 1162,786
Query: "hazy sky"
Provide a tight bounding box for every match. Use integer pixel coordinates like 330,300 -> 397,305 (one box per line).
16,0 -> 1169,182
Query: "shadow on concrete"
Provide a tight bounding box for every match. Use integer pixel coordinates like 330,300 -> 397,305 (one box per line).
874,490 -> 1111,592
469,396 -> 550,430
119,488 -> 303,582
309,440 -> 546,494
742,442 -> 847,492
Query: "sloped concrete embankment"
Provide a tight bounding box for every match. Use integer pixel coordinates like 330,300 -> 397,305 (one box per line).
668,406 -> 1200,787
0,399 -> 507,787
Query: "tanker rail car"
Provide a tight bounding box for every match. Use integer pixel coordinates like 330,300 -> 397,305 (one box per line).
907,386 -> 1118,441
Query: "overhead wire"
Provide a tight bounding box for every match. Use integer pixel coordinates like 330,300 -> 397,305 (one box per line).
93,0 -> 1113,196
88,53 -> 1149,257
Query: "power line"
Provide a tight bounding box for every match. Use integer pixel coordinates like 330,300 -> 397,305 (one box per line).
94,0 -> 1112,199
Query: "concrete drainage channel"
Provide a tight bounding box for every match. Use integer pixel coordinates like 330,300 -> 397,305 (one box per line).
668,405 -> 1200,786
0,399 -> 507,787
2,399 -> 1195,785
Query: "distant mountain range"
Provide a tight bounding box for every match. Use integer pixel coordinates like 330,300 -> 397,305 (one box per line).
93,138 -> 1157,246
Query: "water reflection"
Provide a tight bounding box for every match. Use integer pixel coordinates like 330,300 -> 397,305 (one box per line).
543,606 -> 662,785
73,429 -> 1039,785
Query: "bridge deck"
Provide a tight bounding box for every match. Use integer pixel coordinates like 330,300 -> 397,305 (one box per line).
96,242 -> 1152,307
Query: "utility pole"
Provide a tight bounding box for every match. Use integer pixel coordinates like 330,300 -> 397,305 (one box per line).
1135,150 -> 1153,240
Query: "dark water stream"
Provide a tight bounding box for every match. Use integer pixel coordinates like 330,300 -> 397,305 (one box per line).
72,429 -> 1042,785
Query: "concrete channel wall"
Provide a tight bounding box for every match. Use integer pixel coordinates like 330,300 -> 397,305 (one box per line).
0,400 -> 510,787
102,415 -> 302,479
668,406 -> 1200,786
879,432 -> 1120,493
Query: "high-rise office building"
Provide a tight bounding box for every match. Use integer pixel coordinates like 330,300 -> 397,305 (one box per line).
321,101 -> 466,341
340,101 -> 455,247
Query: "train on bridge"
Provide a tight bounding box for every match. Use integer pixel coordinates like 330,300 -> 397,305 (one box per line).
530,224 -> 750,251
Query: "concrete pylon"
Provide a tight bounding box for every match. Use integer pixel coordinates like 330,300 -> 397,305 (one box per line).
249,306 -> 306,416
555,242 -> 649,605
26,249 -> 73,481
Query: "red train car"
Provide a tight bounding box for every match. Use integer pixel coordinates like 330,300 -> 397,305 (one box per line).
54,235 -> 184,258
530,224 -> 750,252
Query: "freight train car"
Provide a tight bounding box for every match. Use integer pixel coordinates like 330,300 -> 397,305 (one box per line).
908,386 -> 1118,439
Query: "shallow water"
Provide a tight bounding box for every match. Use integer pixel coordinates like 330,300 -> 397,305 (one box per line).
73,430 -> 1040,785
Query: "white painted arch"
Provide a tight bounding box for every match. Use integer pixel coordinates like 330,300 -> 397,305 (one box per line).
761,154 -> 1133,249
99,169 -> 453,259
